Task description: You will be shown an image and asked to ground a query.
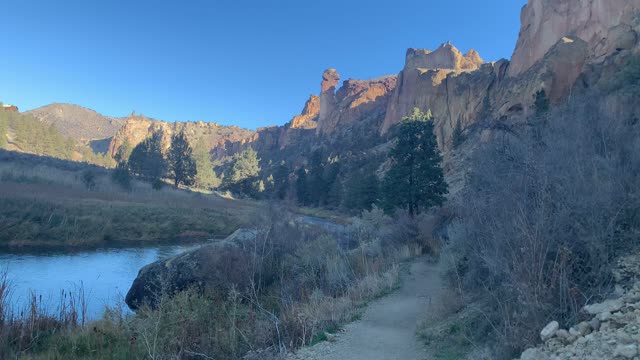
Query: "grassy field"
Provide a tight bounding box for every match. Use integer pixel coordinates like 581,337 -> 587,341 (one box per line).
0,151 -> 260,248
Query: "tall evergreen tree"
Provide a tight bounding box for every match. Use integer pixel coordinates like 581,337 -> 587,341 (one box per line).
115,139 -> 134,164
223,147 -> 261,195
307,149 -> 326,205
167,131 -> 197,187
227,147 -> 260,183
382,108 -> 448,216
344,168 -> 379,211
128,132 -> 167,182
273,161 -> 290,200
296,167 -> 310,206
193,138 -> 221,189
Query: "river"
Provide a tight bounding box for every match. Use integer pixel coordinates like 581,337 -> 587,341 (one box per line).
0,244 -> 200,319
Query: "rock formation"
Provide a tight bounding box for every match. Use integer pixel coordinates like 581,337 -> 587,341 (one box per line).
382,43 -> 487,148
509,0 -> 640,77
290,95 -> 320,129
316,75 -> 397,136
317,69 -> 341,135
107,113 -> 254,159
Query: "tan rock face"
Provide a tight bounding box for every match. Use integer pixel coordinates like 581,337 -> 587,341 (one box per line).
508,0 -> 640,77
382,43 -> 489,148
290,95 -> 320,129
405,43 -> 483,71
318,69 -> 341,134
317,74 -> 397,136
107,114 -> 255,159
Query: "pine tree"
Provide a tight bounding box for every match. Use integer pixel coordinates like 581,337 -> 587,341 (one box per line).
307,150 -> 326,206
128,132 -> 167,182
222,147 -> 261,196
167,131 -> 197,187
115,139 -> 134,164
228,147 -> 260,183
296,167 -> 310,206
273,161 -> 290,200
382,108 -> 448,216
193,138 -> 221,189
343,168 -> 379,211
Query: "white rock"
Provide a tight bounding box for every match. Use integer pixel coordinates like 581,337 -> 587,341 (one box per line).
541,321 -> 560,341
520,348 -> 549,360
598,311 -> 612,321
584,299 -> 624,315
613,344 -> 638,358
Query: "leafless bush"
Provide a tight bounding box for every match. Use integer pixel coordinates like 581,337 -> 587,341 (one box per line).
448,92 -> 640,358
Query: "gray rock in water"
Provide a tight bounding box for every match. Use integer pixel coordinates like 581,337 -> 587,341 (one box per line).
125,229 -> 258,310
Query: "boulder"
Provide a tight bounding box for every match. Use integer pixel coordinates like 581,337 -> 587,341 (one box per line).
583,298 -> 624,315
519,348 -> 549,360
125,229 -> 258,310
613,344 -> 638,358
541,320 -> 560,341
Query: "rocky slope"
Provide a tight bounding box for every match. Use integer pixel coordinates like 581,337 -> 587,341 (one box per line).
518,254 -> 640,360
26,103 -> 125,142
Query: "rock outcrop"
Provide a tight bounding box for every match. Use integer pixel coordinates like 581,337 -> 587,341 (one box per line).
509,0 -> 640,77
382,43 -> 488,148
316,75 -> 397,136
125,229 -> 258,310
1,104 -> 18,112
107,113 -> 255,159
290,95 -> 320,130
317,69 -> 341,135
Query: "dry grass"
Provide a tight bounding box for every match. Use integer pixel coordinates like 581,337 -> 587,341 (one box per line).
0,155 -> 259,248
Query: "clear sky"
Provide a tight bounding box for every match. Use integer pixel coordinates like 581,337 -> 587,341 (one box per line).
0,0 -> 525,129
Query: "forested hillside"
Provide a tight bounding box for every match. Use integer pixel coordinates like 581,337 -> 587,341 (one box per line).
0,109 -> 114,166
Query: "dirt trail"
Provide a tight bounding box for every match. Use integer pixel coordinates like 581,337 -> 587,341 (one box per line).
288,258 -> 443,360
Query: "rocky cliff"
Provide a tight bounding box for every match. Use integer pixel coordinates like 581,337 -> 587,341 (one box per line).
509,0 -> 640,77
107,113 -> 255,158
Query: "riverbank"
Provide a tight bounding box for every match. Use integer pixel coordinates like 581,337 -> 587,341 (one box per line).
0,181 -> 258,249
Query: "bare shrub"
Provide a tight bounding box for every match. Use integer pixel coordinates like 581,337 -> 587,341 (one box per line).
448,92 -> 640,358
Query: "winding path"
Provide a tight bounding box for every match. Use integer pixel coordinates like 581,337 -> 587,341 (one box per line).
288,258 -> 443,360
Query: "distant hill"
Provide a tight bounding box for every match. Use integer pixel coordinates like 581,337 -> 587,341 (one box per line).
26,103 -> 125,142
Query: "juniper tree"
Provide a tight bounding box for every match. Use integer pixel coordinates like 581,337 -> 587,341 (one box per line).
128,132 -> 167,182
167,131 -> 197,187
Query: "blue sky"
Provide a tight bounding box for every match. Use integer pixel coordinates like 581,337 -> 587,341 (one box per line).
0,0 -> 525,129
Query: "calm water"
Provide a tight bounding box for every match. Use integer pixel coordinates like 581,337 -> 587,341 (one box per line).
0,244 -> 199,319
